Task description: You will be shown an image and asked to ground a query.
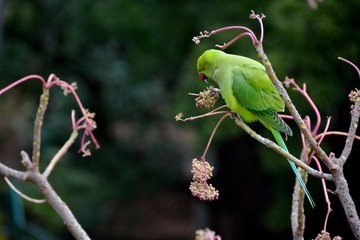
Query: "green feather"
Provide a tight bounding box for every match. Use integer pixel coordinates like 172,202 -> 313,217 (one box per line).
271,128 -> 315,208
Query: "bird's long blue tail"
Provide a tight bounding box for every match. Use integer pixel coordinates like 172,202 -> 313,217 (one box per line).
271,128 -> 315,208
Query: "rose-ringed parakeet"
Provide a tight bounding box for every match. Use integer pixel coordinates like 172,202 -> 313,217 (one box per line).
197,49 -> 314,207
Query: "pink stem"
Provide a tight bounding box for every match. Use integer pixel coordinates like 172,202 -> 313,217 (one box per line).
201,113 -> 231,160
311,156 -> 331,231
338,57 -> 360,79
209,26 -> 259,46
215,32 -> 255,50
309,116 -> 331,162
295,82 -> 322,135
0,75 -> 46,95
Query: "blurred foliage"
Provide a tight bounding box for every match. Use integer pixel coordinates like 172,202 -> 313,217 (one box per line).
0,0 -> 360,239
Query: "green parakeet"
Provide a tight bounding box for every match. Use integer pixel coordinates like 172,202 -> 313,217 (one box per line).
197,49 -> 314,207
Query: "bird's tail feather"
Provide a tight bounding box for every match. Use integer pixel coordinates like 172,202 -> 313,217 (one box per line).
270,128 -> 315,208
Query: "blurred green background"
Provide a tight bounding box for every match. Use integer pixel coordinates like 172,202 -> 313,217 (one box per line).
0,0 -> 360,239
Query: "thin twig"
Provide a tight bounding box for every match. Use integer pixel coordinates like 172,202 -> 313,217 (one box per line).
0,75 -> 46,95
284,78 -> 322,135
315,131 -> 360,141
311,156 -> 331,231
201,113 -> 231,159
308,116 -> 332,165
181,110 -> 230,122
338,57 -> 360,80
32,87 -> 50,169
43,130 -> 78,178
4,176 -> 46,204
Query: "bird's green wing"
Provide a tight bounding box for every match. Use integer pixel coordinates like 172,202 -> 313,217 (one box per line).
231,66 -> 292,135
231,66 -> 284,112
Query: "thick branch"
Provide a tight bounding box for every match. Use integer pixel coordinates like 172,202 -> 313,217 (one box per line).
291,177 -> 306,240
0,162 -> 28,181
338,93 -> 360,166
332,164 -> 360,238
21,151 -> 90,240
291,149 -> 309,239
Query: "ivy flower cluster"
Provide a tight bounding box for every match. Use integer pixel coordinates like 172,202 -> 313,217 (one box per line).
195,228 -> 222,240
189,158 -> 219,201
348,89 -> 359,103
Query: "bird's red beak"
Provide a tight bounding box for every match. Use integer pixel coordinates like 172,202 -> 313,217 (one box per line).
198,72 -> 208,83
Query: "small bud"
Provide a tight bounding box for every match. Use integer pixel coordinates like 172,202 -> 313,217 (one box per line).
192,37 -> 201,44
250,10 -> 266,20
195,228 -> 222,240
313,230 -> 341,240
80,141 -> 92,157
175,112 -> 184,121
348,89 -> 358,102
192,30 -> 210,45
189,181 -> 219,201
191,158 -> 214,181
61,82 -> 78,96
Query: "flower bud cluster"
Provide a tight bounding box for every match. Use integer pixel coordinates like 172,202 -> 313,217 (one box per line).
189,158 -> 219,201
195,228 -> 221,240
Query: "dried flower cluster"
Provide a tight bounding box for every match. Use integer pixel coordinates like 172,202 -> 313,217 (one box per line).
195,228 -> 222,240
192,86 -> 220,109
192,30 -> 210,44
314,230 -> 342,240
61,82 -> 78,96
249,10 -> 266,21
174,112 -> 184,121
348,89 -> 359,102
189,158 -> 219,201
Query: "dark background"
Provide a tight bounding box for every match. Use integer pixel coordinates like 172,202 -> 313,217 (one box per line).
0,0 -> 359,239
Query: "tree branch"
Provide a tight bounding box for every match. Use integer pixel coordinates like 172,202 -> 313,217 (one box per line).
291,149 -> 309,240
332,163 -> 360,239
0,74 -> 93,239
21,151 -> 91,240
4,176 -> 46,204
0,162 -> 28,180
338,91 -> 360,166
233,116 -> 332,181
32,87 -> 50,169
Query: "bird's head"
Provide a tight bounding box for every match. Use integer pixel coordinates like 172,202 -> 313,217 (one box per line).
196,49 -> 221,83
